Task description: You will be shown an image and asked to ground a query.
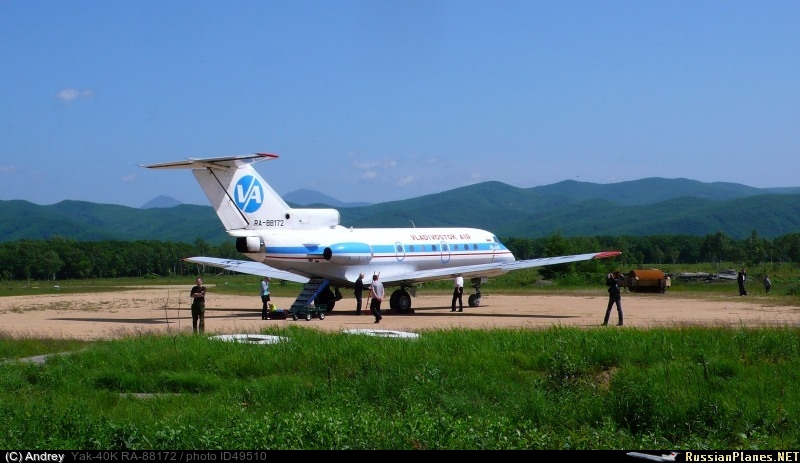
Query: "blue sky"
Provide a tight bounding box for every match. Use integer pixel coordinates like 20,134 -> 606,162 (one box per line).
1,1 -> 798,208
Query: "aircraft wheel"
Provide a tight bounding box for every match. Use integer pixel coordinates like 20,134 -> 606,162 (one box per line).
305,312 -> 312,321
319,312 -> 325,320
292,313 -> 298,321
468,294 -> 481,307
315,288 -> 336,312
390,289 -> 412,313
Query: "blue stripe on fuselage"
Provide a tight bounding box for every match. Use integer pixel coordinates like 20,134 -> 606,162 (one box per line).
263,242 -> 508,258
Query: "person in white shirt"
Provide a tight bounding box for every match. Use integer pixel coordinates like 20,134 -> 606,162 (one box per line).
260,276 -> 271,320
369,274 -> 385,323
451,274 -> 464,312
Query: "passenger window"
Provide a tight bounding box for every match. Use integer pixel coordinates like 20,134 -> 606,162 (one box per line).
410,245 -> 415,252
396,244 -> 403,252
432,245 -> 437,251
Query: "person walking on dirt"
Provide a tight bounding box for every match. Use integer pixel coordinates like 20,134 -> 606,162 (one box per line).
451,274 -> 464,312
260,276 -> 271,320
602,271 -> 623,326
190,277 -> 207,334
354,273 -> 370,315
738,268 -> 747,296
369,274 -> 384,324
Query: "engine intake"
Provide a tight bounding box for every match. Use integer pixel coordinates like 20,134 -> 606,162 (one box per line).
236,236 -> 262,253
322,242 -> 374,265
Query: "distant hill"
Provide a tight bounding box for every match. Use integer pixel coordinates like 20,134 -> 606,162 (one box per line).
141,195 -> 182,209
3,178 -> 800,243
283,189 -> 372,208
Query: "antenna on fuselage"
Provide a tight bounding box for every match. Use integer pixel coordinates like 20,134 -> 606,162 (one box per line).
409,220 -> 416,228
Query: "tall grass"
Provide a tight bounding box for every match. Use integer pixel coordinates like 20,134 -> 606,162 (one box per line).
1,325 -> 798,449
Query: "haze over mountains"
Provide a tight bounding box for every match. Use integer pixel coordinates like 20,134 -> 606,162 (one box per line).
3,177 -> 800,244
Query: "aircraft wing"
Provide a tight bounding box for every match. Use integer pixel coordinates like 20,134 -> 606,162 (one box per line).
382,251 -> 622,286
184,251 -> 620,287
182,257 -> 310,284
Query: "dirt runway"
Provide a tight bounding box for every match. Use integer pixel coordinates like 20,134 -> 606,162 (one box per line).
1,286 -> 798,340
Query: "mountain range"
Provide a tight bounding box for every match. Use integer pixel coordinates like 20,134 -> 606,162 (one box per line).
2,177 -> 800,244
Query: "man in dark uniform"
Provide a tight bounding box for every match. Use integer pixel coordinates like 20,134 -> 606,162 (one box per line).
190,277 -> 207,334
602,271 -> 623,326
738,268 -> 747,296
353,273 -> 369,315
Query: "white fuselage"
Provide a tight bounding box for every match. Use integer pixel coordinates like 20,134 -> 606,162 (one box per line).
241,226 -> 515,287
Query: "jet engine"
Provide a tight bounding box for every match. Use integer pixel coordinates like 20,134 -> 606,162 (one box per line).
322,242 -> 374,265
236,236 -> 262,253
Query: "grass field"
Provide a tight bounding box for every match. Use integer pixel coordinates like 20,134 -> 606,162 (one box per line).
1,267 -> 799,449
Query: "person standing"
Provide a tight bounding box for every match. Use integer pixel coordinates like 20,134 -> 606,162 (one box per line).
369,274 -> 384,324
602,271 -> 623,326
763,274 -> 772,294
354,273 -> 369,315
451,274 -> 464,312
738,268 -> 747,296
190,277 -> 207,334
260,276 -> 271,320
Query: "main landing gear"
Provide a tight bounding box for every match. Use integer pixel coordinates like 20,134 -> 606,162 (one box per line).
467,277 -> 486,307
314,286 -> 342,312
468,287 -> 482,307
386,278 -> 485,313
389,288 -> 413,313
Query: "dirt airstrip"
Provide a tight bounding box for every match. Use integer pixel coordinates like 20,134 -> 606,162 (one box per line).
1,285 -> 798,340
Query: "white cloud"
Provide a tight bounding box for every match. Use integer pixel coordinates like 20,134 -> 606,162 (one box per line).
349,154 -> 398,171
0,165 -> 17,174
122,174 -> 136,183
396,175 -> 417,186
56,88 -> 94,103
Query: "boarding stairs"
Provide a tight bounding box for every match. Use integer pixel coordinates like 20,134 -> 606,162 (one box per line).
289,278 -> 330,312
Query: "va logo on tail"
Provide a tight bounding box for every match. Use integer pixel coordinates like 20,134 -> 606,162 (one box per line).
234,175 -> 264,213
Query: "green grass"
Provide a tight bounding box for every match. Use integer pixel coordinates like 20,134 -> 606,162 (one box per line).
2,267 -> 800,449
1,326 -> 799,449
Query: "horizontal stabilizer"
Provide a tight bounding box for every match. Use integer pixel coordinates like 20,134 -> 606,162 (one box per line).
140,153 -> 278,170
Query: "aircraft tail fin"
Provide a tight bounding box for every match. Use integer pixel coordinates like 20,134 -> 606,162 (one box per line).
142,153 -> 340,232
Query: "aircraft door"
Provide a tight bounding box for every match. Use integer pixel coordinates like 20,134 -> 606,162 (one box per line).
440,241 -> 451,263
394,241 -> 405,261
490,236 -> 502,262
491,243 -> 501,262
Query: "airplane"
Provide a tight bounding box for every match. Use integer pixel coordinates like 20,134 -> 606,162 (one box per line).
627,452 -> 680,462
141,153 -> 621,313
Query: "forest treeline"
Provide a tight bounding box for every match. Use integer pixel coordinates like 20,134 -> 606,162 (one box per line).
3,231 -> 800,281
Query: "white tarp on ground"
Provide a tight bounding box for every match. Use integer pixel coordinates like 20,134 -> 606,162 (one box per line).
343,329 -> 420,339
210,334 -> 289,344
